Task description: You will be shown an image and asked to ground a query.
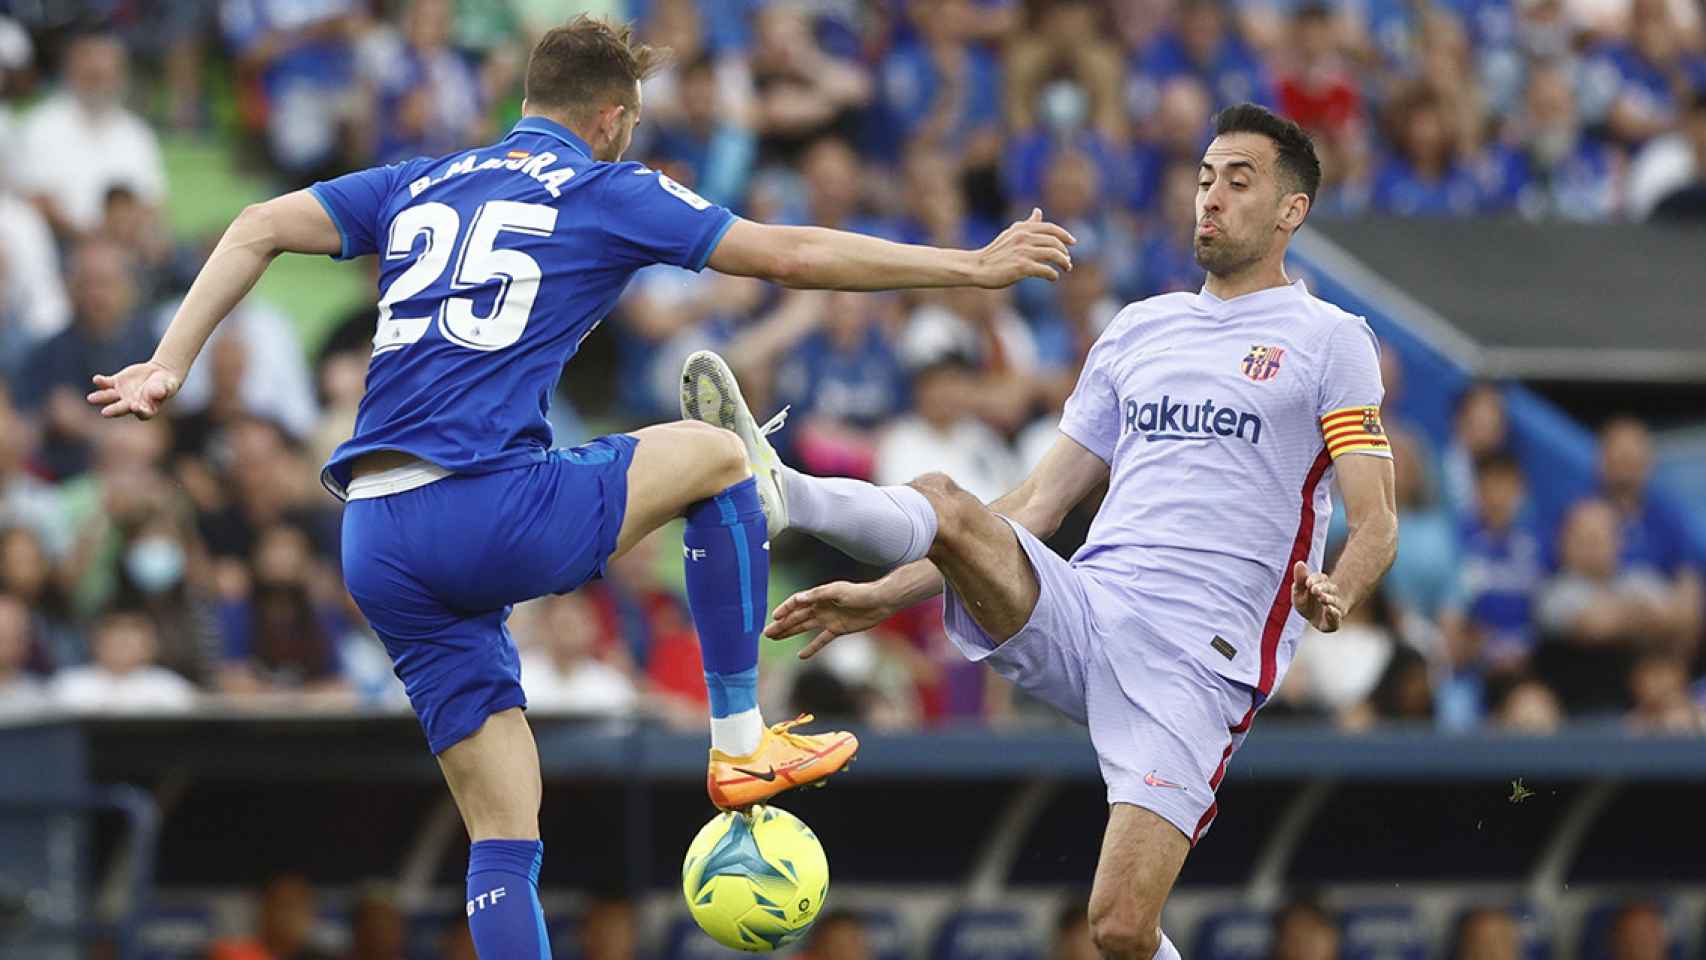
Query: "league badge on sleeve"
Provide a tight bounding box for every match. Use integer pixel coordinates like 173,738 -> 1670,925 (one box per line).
1240,345 -> 1286,382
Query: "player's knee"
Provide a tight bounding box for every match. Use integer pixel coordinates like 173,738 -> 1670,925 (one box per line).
679,421 -> 750,494
1089,915 -> 1160,960
908,472 -> 979,555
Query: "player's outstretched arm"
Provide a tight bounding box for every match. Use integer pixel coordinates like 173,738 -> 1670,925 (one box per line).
87,191 -> 340,419
707,208 -> 1075,291
768,433 -> 1109,658
1293,453 -> 1397,632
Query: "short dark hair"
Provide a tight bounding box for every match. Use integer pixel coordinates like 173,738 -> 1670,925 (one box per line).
524,16 -> 667,119
1473,449 -> 1524,481
1213,103 -> 1322,202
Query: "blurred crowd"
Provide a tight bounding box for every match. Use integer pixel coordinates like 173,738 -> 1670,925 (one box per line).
124,871 -> 1680,960
0,0 -> 1703,736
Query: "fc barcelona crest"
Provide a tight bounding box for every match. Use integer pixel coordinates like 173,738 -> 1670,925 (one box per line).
1240,345 -> 1285,381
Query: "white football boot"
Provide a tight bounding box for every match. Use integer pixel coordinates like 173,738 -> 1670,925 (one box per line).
680,350 -> 791,539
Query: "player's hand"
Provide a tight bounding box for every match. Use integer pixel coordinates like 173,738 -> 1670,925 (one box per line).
973,208 -> 1075,287
765,580 -> 898,659
87,360 -> 183,420
1291,561 -> 1345,632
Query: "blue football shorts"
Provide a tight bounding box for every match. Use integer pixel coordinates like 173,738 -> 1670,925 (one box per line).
341,434 -> 640,754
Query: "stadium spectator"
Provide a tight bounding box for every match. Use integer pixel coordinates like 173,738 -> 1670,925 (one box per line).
515,591 -> 640,716
1578,0 -> 1706,148
1372,83 -> 1487,216
1001,2 -> 1126,206
221,0 -> 364,185
1492,59 -> 1620,219
1451,905 -> 1523,960
1137,160 -> 1204,297
208,873 -> 336,960
770,291 -> 909,479
1051,895 -> 1096,960
13,31 -> 165,237
875,354 -> 1021,504
0,526 -> 78,670
355,0 -> 486,164
108,495 -> 219,683
54,415 -> 176,617
578,895 -> 638,960
1607,901 -> 1670,960
0,164 -> 70,358
0,385 -> 71,558
103,185 -> 200,307
1492,677 -> 1565,733
216,524 -> 350,698
1628,90 -> 1706,217
649,53 -> 757,208
162,301 -> 321,449
16,237 -> 155,481
1441,382 -> 1511,519
1132,0 -> 1276,116
1648,91 -> 1706,219
879,0 -> 1005,156
1277,5 -> 1367,150
1626,651 -> 1705,731
1268,897 -> 1340,960
746,4 -> 871,166
1127,77 -> 1215,214
801,909 -> 872,960
48,607 -> 195,713
1439,452 -> 1545,725
1596,417 -> 1704,651
1343,644 -> 1436,729
901,284 -> 1044,435
1287,587 -> 1407,721
1030,149 -> 1142,304
1534,498 -> 1673,712
1382,430 -> 1460,620
344,886 -> 404,960
0,592 -> 48,716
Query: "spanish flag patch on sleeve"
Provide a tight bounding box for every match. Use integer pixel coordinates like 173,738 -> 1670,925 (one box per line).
1320,405 -> 1392,459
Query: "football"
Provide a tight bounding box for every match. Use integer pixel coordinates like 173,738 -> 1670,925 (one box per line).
681,805 -> 829,951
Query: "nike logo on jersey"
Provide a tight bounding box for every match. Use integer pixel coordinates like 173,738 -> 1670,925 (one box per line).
1123,396 -> 1264,445
1143,771 -> 1186,790
734,765 -> 778,782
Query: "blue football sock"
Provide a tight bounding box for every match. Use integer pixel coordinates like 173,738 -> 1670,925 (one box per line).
684,477 -> 769,755
466,840 -> 550,959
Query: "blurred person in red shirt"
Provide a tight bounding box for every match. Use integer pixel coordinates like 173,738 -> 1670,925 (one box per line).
208,874 -> 335,960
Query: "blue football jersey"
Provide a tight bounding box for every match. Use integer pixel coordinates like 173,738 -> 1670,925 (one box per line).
310,116 -> 736,498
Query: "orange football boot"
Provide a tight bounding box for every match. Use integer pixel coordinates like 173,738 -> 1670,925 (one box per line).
707,714 -> 860,810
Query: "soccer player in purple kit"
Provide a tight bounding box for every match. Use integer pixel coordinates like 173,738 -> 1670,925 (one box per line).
688,104 -> 1399,960
86,17 -> 1073,959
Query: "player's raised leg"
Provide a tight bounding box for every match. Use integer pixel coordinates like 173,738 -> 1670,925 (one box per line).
615,419 -> 858,809
1086,804 -> 1188,960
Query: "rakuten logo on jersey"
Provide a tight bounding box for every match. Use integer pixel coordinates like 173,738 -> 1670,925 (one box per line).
1122,396 -> 1264,445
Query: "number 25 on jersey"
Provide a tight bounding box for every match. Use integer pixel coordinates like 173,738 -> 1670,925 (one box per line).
373,200 -> 558,354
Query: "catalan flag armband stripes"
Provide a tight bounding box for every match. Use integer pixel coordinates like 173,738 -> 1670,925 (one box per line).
1319,405 -> 1392,459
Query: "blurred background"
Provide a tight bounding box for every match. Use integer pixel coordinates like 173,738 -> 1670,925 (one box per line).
1,0 -> 1705,957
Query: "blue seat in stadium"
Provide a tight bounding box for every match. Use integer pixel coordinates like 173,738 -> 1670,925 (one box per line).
1578,900 -> 1682,960
664,915 -> 780,959
931,907 -> 1043,960
853,907 -> 909,960
137,903 -> 215,960
1194,907 -> 1273,960
1341,904 -> 1428,960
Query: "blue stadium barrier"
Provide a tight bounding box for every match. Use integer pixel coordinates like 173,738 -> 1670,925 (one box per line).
1192,907 -> 1273,960
931,907 -> 1044,960
1339,903 -> 1429,960
137,904 -> 214,960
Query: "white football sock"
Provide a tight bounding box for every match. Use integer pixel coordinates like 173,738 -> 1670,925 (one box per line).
781,468 -> 939,566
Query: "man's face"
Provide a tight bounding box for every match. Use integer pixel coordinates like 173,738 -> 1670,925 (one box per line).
70,242 -> 136,334
1600,420 -> 1652,498
1195,133 -> 1293,276
68,37 -> 125,109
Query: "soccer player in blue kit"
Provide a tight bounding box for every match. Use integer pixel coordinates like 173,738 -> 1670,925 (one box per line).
87,17 -> 1073,958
